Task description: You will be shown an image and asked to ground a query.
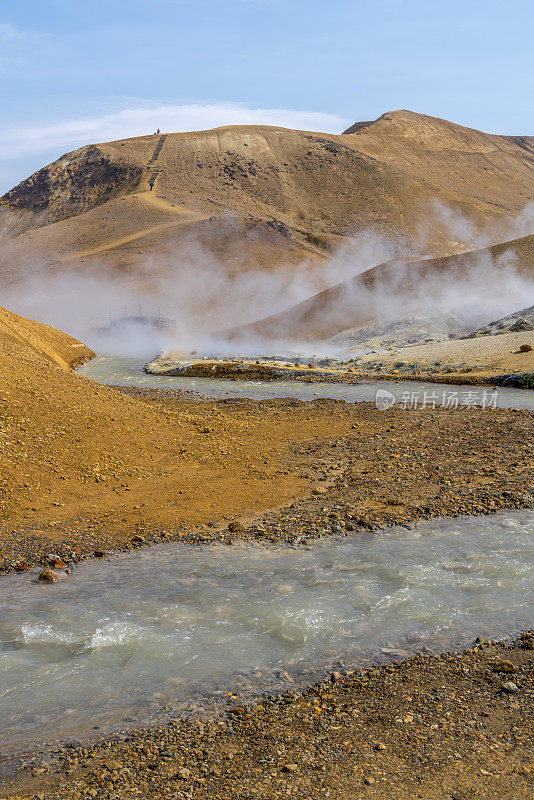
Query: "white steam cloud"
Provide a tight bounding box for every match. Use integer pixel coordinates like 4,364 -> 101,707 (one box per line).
2,202 -> 533,361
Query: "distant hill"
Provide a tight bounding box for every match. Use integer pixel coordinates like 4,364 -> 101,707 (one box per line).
1,110 -> 533,293
227,234 -> 534,341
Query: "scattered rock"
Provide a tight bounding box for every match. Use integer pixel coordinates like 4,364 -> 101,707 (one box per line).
38,568 -> 60,582
228,522 -> 245,533
282,764 -> 298,773
500,681 -> 519,694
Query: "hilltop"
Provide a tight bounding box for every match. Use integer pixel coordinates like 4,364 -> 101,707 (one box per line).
1,110 -> 533,297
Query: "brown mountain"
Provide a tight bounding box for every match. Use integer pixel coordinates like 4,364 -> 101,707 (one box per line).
1,110 -> 533,294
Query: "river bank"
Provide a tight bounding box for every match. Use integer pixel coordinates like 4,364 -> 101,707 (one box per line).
3,633 -> 532,800
1,392 -> 533,575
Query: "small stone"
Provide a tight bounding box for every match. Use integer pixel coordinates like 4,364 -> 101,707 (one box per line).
381,647 -> 411,659
523,639 -> 534,650
48,554 -> 66,566
131,535 -> 145,544
492,660 -> 516,673
312,487 -> 327,495
282,764 -> 298,773
38,569 -> 60,583
500,681 -> 519,694
177,767 -> 190,780
364,777 -> 375,785
228,522 -> 245,533
228,706 -> 246,715
374,743 -> 387,751
275,670 -> 293,682
93,550 -> 107,558
330,671 -> 342,684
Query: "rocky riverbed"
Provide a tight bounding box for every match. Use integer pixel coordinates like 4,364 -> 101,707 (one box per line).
2,634 -> 532,800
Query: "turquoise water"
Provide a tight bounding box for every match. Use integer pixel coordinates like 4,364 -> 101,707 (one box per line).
78,355 -> 534,410
1,509 -> 532,753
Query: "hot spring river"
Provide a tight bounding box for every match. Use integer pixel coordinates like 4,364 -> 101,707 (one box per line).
77,355 -> 534,409
1,510 -> 533,754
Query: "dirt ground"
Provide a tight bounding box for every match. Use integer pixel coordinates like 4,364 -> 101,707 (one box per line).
2,384 -> 533,573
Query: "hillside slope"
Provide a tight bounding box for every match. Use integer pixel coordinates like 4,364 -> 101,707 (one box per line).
0,306 -> 355,557
228,233 -> 534,341
0,305 -> 94,369
1,110 -> 533,295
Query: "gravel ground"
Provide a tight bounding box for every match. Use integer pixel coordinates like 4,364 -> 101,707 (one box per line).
2,397 -> 532,575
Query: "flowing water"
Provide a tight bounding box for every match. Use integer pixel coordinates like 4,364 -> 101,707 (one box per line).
77,355 -> 534,410
1,510 -> 533,754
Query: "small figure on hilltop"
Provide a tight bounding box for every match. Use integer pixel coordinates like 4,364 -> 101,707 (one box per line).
157,128 -> 161,134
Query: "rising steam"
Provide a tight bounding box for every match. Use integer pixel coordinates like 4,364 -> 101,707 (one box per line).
2,202 -> 534,360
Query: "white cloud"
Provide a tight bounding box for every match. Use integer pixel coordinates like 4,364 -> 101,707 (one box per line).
0,22 -> 16,39
0,103 -> 351,161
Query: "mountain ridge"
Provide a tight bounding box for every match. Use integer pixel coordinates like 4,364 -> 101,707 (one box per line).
1,109 -> 532,305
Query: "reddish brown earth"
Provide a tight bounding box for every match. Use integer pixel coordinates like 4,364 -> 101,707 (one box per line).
1,110 -> 533,300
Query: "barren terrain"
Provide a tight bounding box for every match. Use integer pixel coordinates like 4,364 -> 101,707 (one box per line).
1,110 -> 533,309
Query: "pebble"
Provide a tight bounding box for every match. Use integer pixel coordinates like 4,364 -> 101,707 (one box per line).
38,568 -> 60,582
500,681 -> 519,694
491,660 -> 516,673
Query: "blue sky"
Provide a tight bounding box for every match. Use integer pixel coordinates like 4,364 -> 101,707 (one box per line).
1,0 -> 532,193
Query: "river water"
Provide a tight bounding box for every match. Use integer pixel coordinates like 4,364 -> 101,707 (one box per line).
1,509 -> 533,754
77,355 -> 534,410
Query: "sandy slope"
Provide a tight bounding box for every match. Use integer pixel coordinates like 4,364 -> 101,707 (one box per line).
0,305 -> 94,370
0,304 -> 357,553
354,330 -> 534,380
1,110 -> 533,293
